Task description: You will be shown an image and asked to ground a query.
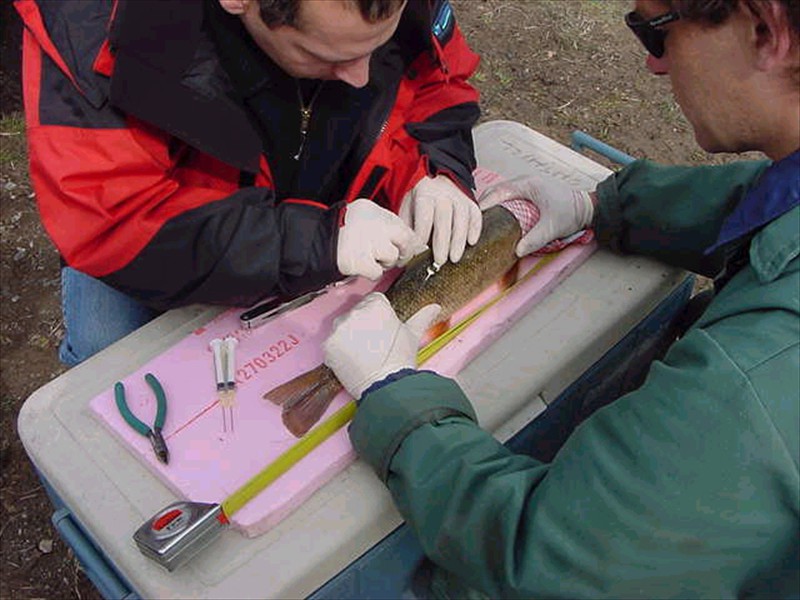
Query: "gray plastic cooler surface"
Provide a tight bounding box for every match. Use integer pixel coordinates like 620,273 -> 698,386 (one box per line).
18,122 -> 687,599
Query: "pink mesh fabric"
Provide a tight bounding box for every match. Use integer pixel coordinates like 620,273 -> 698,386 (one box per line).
499,198 -> 540,235
499,198 -> 594,254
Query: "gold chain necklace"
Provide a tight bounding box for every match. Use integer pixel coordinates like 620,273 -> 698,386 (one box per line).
293,80 -> 325,160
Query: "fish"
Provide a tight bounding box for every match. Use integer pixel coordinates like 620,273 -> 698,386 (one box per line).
263,204 -> 523,437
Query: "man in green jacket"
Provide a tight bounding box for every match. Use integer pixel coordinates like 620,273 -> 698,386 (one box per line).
323,0 -> 799,597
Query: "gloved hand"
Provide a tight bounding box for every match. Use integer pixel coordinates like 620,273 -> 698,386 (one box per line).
399,175 -> 482,266
478,175 -> 595,256
323,292 -> 442,400
337,199 -> 427,280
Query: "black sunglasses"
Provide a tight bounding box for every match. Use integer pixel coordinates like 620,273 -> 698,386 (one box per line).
625,10 -> 681,58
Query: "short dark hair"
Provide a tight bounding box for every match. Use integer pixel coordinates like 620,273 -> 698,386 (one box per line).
671,0 -> 799,83
256,0 -> 406,28
671,0 -> 799,34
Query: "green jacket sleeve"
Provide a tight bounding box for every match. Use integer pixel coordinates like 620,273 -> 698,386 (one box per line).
352,326 -> 798,598
594,160 -> 770,277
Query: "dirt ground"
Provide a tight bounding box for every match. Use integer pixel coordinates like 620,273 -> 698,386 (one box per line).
0,1 -> 760,598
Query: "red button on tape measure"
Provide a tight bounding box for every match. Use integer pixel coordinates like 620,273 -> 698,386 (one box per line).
152,508 -> 183,531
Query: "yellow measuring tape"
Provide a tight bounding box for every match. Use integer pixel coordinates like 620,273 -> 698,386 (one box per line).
221,253 -> 559,517
417,253 -> 557,363
222,401 -> 357,516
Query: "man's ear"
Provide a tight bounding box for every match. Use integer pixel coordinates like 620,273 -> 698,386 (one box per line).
747,0 -> 795,72
219,0 -> 251,16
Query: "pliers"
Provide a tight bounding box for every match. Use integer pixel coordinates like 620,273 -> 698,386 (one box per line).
114,373 -> 169,464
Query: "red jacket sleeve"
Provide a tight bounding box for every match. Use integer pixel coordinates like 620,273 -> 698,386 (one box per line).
382,1 -> 481,209
16,0 -> 341,309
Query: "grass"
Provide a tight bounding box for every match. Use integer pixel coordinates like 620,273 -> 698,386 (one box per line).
0,112 -> 27,175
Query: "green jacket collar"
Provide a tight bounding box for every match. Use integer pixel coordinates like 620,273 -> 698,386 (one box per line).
750,205 -> 800,284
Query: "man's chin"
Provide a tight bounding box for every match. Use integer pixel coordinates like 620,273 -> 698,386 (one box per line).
693,130 -> 725,155
695,132 -> 755,156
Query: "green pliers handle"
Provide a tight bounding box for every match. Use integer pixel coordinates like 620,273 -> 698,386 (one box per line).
114,373 -> 169,463
145,373 -> 168,429
114,373 -> 167,433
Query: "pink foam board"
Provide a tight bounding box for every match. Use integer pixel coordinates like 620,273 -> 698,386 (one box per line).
89,169 -> 596,537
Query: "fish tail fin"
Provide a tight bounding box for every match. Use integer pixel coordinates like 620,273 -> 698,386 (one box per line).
262,364 -> 330,406
281,365 -> 343,437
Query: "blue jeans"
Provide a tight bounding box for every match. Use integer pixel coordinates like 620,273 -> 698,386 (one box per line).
59,267 -> 161,367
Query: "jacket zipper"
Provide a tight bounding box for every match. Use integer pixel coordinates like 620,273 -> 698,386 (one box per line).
322,93 -> 394,204
293,80 -> 325,160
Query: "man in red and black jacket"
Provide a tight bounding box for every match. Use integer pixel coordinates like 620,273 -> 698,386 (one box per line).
15,0 -> 481,364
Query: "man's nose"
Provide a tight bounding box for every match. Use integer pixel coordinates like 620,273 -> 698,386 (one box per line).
333,56 -> 371,88
646,53 -> 669,75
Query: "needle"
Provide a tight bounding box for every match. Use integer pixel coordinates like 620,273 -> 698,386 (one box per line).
210,338 -> 236,433
220,337 -> 238,433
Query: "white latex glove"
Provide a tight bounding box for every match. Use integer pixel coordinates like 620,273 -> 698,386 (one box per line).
323,292 -> 442,400
399,175 -> 482,266
478,175 -> 594,256
337,199 -> 427,280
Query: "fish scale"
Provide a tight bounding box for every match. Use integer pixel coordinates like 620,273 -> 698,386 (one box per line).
264,205 -> 524,437
388,204 -> 521,323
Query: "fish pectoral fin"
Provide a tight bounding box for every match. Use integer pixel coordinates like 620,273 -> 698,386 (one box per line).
500,260 -> 521,289
281,366 -> 343,437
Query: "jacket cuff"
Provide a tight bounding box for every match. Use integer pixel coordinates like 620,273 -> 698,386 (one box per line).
349,372 -> 477,482
593,159 -> 647,254
285,200 -> 347,296
359,368 -> 431,399
425,156 -> 476,199
406,103 -> 480,195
